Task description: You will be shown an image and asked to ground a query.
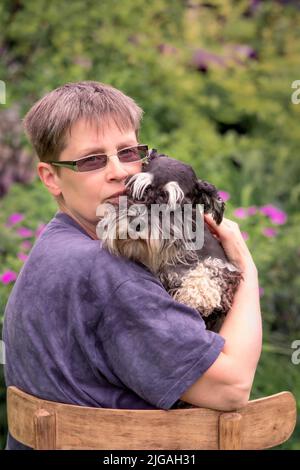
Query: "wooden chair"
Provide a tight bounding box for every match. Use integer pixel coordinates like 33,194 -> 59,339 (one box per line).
7,386 -> 297,450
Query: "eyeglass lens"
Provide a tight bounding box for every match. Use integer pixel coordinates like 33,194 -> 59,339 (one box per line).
76,146 -> 148,172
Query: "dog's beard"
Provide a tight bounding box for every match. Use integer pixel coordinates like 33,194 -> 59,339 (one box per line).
97,200 -> 195,273
97,172 -> 202,273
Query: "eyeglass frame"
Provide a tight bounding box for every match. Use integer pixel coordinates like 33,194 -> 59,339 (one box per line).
48,144 -> 149,172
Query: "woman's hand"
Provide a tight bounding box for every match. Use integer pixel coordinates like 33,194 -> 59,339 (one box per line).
203,213 -> 257,274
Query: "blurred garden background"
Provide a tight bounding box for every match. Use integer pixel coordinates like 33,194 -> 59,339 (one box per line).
0,0 -> 300,449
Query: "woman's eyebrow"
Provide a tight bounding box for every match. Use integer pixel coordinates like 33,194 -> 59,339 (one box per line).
77,141 -> 138,158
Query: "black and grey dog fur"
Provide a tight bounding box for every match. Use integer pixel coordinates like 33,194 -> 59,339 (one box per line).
97,149 -> 242,332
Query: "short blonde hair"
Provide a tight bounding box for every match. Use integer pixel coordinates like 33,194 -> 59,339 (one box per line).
23,81 -> 144,163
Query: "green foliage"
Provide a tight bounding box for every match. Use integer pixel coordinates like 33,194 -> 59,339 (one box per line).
0,0 -> 300,449
0,180 -> 57,326
0,180 -> 56,449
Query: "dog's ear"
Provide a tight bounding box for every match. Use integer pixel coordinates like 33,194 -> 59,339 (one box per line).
194,179 -> 225,224
142,148 -> 168,168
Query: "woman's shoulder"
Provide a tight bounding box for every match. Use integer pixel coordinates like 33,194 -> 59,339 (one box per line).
20,211 -> 161,298
30,212 -> 156,283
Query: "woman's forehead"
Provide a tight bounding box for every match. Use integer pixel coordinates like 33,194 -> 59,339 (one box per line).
67,116 -> 136,141
61,118 -> 137,159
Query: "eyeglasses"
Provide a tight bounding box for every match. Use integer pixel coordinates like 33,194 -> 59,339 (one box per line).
49,145 -> 149,172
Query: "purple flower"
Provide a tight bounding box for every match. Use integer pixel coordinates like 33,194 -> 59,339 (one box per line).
17,253 -> 28,262
0,271 -> 17,284
35,223 -> 47,238
20,241 -> 32,251
233,207 -> 248,219
225,44 -> 258,62
242,231 -> 249,241
192,48 -> 226,72
16,227 -> 34,238
218,190 -> 230,202
260,205 -> 287,225
262,227 -> 278,238
6,213 -> 24,227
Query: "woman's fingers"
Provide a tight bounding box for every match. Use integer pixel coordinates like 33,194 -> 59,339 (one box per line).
204,214 -> 240,237
203,212 -> 256,271
203,213 -> 219,229
203,214 -> 219,237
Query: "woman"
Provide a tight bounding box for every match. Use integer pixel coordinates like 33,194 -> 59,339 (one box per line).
3,81 -> 262,449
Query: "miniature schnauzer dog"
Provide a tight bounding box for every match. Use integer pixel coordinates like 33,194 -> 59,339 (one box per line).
97,149 -> 242,333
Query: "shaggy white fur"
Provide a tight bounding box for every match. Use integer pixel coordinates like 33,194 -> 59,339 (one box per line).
126,172 -> 154,199
170,258 -> 230,317
163,181 -> 185,210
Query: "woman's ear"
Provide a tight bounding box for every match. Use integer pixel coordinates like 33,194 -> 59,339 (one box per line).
37,162 -> 62,197
194,179 -> 225,224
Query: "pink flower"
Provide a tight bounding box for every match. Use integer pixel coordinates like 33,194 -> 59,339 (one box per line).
242,231 -> 249,241
247,206 -> 257,216
270,211 -> 287,225
20,241 -> 32,251
6,213 -> 24,227
0,271 -> 17,284
260,205 -> 287,225
218,190 -> 230,202
17,253 -> 28,262
262,227 -> 278,238
260,204 -> 276,217
233,207 -> 248,219
35,223 -> 47,238
16,227 -> 34,238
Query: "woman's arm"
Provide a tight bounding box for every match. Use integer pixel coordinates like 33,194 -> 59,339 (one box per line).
180,215 -> 262,411
219,263 -> 262,390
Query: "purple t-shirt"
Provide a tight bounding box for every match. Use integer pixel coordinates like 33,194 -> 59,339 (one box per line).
3,211 -> 225,450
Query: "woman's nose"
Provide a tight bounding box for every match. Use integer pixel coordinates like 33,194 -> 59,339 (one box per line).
105,155 -> 130,181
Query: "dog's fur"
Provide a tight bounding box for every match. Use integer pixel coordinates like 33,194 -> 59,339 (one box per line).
97,149 -> 242,332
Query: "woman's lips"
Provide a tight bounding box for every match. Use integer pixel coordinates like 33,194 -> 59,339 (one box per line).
107,196 -> 120,203
106,193 -> 126,203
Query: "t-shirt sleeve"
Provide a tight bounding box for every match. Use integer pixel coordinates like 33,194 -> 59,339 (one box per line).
96,276 -> 225,410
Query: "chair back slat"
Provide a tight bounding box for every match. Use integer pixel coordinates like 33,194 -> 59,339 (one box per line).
219,412 -> 242,450
7,386 -> 297,450
34,409 -> 56,450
